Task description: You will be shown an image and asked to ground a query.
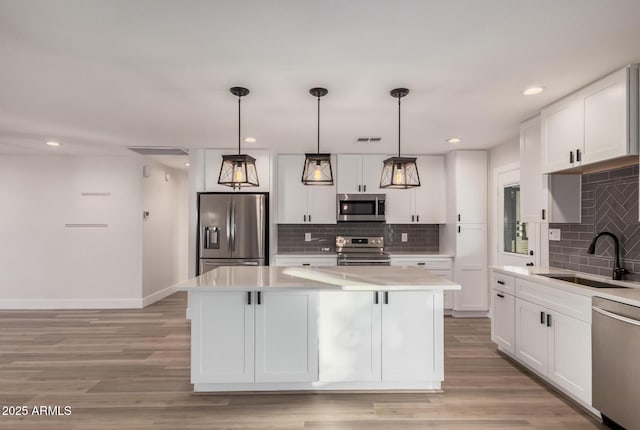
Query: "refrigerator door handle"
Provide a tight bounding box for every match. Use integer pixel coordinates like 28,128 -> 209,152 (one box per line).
226,203 -> 232,252
231,199 -> 236,252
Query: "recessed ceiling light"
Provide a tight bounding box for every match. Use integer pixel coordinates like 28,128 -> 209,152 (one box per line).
522,86 -> 545,96
243,137 -> 256,143
447,137 -> 462,144
46,141 -> 60,147
184,162 -> 190,167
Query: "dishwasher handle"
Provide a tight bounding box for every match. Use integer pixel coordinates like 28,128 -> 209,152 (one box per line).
593,306 -> 640,327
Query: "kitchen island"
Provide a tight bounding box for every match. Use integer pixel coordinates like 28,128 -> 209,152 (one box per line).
175,265 -> 461,392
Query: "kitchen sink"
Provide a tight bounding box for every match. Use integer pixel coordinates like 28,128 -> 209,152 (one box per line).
539,274 -> 629,289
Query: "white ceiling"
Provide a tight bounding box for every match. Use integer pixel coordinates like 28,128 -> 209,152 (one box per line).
1,0 -> 640,156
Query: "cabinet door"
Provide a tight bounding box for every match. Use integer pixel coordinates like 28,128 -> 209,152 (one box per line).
307,155 -> 338,224
361,154 -> 386,193
541,96 -> 583,173
205,149 -> 270,192
414,156 -> 446,223
255,291 -> 318,382
318,291 -> 382,382
337,155 -> 363,194
277,155 -> 308,223
384,189 -> 414,224
381,291 -> 441,381
491,289 -> 515,354
455,151 -> 487,224
583,67 -> 629,165
547,312 -> 592,404
520,116 -> 549,223
514,298 -> 547,375
454,224 -> 488,312
191,291 -> 254,383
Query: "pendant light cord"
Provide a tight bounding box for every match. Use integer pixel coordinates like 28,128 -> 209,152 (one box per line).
237,97 -> 241,155
397,97 -> 401,157
317,95 -> 321,154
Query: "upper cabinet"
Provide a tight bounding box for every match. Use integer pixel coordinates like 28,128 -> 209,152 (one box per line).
277,154 -> 337,224
336,154 -> 386,194
386,156 -> 446,224
541,65 -> 639,174
445,150 -> 487,224
204,149 -> 271,192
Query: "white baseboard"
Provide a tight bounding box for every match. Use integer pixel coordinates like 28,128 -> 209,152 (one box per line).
0,298 -> 143,310
142,285 -> 176,308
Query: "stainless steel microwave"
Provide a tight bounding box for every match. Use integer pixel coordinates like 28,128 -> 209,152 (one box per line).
336,194 -> 386,222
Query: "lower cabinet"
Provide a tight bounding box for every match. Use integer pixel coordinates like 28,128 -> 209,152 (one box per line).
491,288 -> 515,354
318,290 -> 442,383
389,256 -> 454,311
191,290 -> 318,384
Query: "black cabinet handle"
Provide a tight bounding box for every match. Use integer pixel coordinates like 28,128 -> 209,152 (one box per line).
576,149 -> 581,162
411,215 -> 415,222
358,185 -> 362,192
257,291 -> 262,305
384,291 -> 389,305
541,209 -> 546,220
374,291 -> 379,304
363,185 -> 367,192
247,291 -> 252,305
547,314 -> 552,327
303,214 -> 307,222
497,293 -> 505,298
416,215 -> 419,222
458,226 -> 461,233
570,151 -> 574,163
540,311 -> 545,324
526,262 -> 534,266
458,214 -> 461,222
302,263 -> 310,266
497,280 -> 505,285
308,214 -> 311,222
417,262 -> 426,266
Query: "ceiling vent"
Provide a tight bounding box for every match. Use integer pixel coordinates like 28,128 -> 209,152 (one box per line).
354,137 -> 382,144
127,146 -> 189,156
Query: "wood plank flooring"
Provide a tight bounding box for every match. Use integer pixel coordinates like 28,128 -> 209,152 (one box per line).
0,292 -> 606,429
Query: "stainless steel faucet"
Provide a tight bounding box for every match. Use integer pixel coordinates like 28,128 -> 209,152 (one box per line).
587,231 -> 628,280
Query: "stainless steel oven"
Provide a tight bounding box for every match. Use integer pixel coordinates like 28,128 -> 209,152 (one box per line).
336,236 -> 390,266
337,194 -> 385,222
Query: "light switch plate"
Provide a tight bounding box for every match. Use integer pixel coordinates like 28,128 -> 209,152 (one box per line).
304,233 -> 312,242
401,233 -> 408,242
549,228 -> 561,241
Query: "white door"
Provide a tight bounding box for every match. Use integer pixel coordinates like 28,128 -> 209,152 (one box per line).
307,155 -> 338,224
337,155 -> 363,194
414,156 -> 446,223
318,291 -> 382,382
454,224 -> 488,312
514,298 -> 547,375
191,291 -> 254,383
381,291 -> 441,381
541,96 -> 583,173
491,289 -> 515,354
497,169 -> 534,267
547,311 -> 592,404
255,291 -> 319,383
361,154 -> 386,193
520,115 -> 549,223
582,68 -> 628,165
384,189 -> 413,224
277,155 -> 308,223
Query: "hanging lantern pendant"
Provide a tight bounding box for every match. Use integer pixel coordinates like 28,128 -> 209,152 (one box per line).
302,87 -> 334,185
380,88 -> 420,189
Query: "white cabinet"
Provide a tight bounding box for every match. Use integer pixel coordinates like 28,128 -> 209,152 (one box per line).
273,255 -> 337,267
318,290 -> 441,383
520,116 -> 581,223
191,290 -> 318,385
454,223 -> 488,313
255,291 -> 318,383
514,297 -> 548,374
541,65 -> 639,173
386,156 -> 446,224
336,154 -> 386,194
277,154 -> 336,224
204,149 -> 271,192
491,288 -> 515,354
447,151 -> 487,224
389,256 -> 454,310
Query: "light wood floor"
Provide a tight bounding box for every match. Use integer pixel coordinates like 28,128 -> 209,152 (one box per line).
0,292 -> 606,429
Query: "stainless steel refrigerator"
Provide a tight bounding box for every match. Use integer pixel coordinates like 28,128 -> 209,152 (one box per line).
197,193 -> 268,274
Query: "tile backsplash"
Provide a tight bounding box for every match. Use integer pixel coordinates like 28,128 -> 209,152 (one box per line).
277,223 -> 439,254
549,165 -> 640,281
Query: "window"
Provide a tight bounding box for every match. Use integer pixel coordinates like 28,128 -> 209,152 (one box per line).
503,185 -> 528,255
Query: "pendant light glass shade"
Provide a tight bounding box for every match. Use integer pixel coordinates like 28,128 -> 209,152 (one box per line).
218,87 -> 259,188
380,88 -> 421,189
302,87 -> 333,185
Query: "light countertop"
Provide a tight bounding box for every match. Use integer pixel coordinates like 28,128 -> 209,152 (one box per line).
491,265 -> 640,307
175,266 -> 462,292
274,253 -> 454,258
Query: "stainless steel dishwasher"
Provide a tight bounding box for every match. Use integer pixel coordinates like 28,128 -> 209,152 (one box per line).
592,297 -> 640,429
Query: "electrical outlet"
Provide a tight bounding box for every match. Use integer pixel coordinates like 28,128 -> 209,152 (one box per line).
401,233 -> 408,242
304,233 -> 312,242
549,228 -> 561,241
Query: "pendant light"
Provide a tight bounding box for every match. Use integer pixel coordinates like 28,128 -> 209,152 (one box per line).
380,88 -> 420,189
218,86 -> 259,188
302,87 -> 333,185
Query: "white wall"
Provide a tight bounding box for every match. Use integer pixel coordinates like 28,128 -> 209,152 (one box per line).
0,155 -> 144,308
142,161 -> 189,304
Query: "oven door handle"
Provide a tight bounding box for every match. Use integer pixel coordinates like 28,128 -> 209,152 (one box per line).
593,306 -> 640,327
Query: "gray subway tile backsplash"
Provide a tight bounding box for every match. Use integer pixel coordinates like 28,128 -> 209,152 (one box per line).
277,223 -> 440,254
549,165 -> 640,281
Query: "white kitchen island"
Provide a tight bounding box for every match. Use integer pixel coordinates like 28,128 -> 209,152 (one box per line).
175,265 -> 461,392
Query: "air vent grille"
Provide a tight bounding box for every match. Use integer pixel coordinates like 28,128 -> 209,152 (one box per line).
128,147 -> 189,156
354,137 -> 382,144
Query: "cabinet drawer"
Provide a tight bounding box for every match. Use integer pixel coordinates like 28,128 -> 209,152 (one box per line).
515,278 -> 591,323
390,257 -> 453,270
491,271 -> 515,295
274,256 -> 337,267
